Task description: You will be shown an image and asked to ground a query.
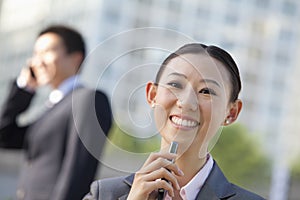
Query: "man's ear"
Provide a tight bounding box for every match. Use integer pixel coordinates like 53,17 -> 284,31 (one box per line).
69,52 -> 84,73
223,99 -> 243,126
146,82 -> 157,107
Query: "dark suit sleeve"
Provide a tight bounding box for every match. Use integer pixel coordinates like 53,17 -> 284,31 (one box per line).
83,181 -> 100,200
52,89 -> 112,200
0,81 -> 34,149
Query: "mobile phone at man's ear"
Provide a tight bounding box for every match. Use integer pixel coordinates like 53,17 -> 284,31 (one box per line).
29,67 -> 36,79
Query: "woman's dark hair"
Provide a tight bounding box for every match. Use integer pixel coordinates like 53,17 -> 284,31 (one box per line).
39,25 -> 86,65
155,43 -> 241,102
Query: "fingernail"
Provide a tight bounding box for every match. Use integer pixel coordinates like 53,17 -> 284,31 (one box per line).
168,191 -> 174,197
176,182 -> 180,190
178,169 -> 184,176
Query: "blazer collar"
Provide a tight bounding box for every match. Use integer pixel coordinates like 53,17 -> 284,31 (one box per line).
118,174 -> 135,200
195,162 -> 236,199
119,162 -> 236,200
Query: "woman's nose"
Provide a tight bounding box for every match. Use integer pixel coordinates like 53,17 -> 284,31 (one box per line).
176,88 -> 198,111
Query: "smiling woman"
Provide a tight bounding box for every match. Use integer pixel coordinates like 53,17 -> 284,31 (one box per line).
147,52 -> 239,158
83,43 -> 266,200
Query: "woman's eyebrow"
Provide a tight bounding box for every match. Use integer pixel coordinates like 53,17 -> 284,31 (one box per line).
167,72 -> 187,79
200,79 -> 221,88
167,72 -> 221,87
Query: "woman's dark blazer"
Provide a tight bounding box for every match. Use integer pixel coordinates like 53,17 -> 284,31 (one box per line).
83,162 -> 266,200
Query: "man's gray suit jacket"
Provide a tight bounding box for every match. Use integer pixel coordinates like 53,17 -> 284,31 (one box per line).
0,81 -> 112,200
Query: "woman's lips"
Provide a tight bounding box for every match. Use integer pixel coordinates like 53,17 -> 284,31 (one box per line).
170,115 -> 200,129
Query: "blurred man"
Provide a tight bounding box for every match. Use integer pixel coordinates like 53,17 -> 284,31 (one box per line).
0,25 -> 112,200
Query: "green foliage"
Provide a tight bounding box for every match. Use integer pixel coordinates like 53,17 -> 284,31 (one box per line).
291,159 -> 300,179
107,122 -> 160,153
211,123 -> 271,188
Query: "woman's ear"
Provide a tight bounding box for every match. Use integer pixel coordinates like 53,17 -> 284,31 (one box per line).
146,82 -> 157,107
223,99 -> 243,126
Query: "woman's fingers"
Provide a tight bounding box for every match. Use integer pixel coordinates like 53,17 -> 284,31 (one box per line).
127,178 -> 174,200
138,166 -> 180,190
127,151 -> 184,199
131,173 -> 176,198
142,152 -> 176,166
141,154 -> 184,177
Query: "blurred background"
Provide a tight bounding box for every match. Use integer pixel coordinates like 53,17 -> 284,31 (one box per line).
0,0 -> 300,199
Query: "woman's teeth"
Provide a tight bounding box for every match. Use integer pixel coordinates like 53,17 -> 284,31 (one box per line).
171,116 -> 199,128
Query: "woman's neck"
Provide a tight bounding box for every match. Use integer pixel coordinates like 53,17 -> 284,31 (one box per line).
175,150 -> 208,187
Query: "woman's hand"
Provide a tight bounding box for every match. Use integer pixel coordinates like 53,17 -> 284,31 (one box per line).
127,152 -> 184,200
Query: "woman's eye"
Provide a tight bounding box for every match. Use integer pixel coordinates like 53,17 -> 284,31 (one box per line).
199,88 -> 216,95
167,82 -> 182,89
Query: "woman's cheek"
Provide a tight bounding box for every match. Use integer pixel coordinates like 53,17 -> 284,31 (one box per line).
154,105 -> 168,133
153,90 -> 177,133
199,101 -> 222,134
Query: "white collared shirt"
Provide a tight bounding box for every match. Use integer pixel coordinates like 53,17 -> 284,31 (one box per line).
165,154 -> 214,200
47,75 -> 81,107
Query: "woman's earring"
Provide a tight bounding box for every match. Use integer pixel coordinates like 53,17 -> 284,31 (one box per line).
151,102 -> 155,108
225,118 -> 231,124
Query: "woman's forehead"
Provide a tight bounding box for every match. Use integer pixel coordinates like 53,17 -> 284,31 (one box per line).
163,53 -> 230,82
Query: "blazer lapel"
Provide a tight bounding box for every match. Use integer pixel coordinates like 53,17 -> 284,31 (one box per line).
195,184 -> 219,200
118,194 -> 128,200
118,174 -> 135,200
195,162 -> 236,200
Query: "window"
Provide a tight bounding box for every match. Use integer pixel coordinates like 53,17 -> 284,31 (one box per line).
104,8 -> 120,24
196,7 -> 210,19
275,51 -> 290,66
279,29 -> 294,42
168,0 -> 181,13
282,1 -> 297,16
256,0 -> 269,9
224,12 -> 238,25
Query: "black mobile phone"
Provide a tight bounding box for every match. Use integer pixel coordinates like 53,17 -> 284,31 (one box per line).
157,141 -> 178,200
29,67 -> 36,79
